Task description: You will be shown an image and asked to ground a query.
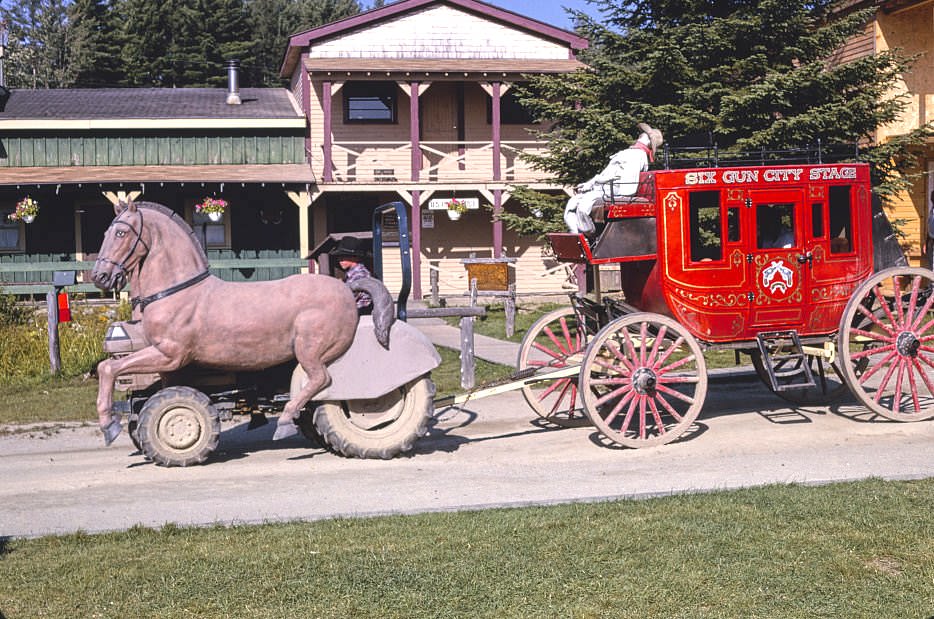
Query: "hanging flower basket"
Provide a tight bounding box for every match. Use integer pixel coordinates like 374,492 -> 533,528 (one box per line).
195,197 -> 228,221
9,196 -> 39,224
446,198 -> 468,221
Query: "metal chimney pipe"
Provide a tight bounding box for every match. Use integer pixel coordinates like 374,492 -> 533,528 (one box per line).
226,59 -> 241,105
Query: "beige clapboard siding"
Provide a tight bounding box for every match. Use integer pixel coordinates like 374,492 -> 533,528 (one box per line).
309,5 -> 568,61
377,213 -> 574,299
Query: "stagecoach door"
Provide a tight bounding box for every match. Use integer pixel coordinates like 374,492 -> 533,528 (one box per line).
746,188 -> 809,332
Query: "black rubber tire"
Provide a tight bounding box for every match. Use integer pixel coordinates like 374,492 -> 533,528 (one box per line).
313,375 -> 434,459
297,406 -> 331,450
137,386 -> 221,467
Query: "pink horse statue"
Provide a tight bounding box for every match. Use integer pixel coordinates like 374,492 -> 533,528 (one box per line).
91,200 -> 393,444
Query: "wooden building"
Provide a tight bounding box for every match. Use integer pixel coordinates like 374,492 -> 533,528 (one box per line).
0,80 -> 316,289
834,0 -> 934,263
280,0 -> 588,297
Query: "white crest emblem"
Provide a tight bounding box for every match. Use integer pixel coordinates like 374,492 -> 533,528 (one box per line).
761,260 -> 795,294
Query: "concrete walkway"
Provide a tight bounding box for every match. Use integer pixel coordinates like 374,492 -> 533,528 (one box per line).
408,315 -> 520,367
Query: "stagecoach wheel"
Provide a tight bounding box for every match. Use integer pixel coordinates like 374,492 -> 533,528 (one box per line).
313,375 -> 435,459
838,267 -> 934,421
579,313 -> 707,448
516,307 -> 590,428
749,351 -> 848,405
137,386 -> 221,467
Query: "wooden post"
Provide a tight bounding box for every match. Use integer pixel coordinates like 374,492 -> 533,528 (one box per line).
505,283 -> 516,338
46,287 -> 61,375
460,315 -> 475,390
470,278 -> 478,306
430,268 -> 439,306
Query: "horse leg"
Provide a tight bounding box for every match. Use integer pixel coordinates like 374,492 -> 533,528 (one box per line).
96,344 -> 187,446
273,358 -> 332,440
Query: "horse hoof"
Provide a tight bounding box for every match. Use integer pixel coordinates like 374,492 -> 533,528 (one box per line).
101,415 -> 123,446
272,422 -> 298,441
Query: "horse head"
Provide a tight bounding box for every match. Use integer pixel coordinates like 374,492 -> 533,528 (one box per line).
91,200 -> 150,292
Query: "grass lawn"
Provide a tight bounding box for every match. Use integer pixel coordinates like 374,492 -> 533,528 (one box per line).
1,478 -> 932,618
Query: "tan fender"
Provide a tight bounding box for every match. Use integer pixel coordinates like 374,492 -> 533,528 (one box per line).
291,316 -> 441,401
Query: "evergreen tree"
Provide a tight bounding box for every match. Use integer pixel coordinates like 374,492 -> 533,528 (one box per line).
1,0 -> 74,88
245,0 -> 362,87
507,0 -> 932,236
120,0 -> 251,87
68,0 -> 125,87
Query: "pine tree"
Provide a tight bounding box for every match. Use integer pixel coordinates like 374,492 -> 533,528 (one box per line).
1,0 -> 74,88
68,0 -> 125,87
506,0 -> 932,236
245,0 -> 362,87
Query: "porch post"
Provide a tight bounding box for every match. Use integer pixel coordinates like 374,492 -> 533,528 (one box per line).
302,69 -> 312,169
491,81 -> 502,181
286,190 -> 312,274
410,81 -> 421,182
411,189 -> 422,299
323,81 -> 333,182
493,190 -> 503,258
491,82 -> 504,258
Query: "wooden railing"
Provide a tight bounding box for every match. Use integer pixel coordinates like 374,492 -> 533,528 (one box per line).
326,139 -> 551,183
0,252 -> 308,296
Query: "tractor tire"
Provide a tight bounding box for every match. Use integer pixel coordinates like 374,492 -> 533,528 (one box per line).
313,375 -> 434,459
137,386 -> 220,467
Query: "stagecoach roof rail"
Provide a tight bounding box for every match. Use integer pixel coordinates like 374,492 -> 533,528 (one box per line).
661,140 -> 861,170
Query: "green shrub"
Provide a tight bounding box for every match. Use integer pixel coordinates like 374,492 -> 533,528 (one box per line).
0,292 -> 31,326
0,299 -> 130,386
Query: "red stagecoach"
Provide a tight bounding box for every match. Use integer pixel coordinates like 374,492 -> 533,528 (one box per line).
516,156 -> 933,448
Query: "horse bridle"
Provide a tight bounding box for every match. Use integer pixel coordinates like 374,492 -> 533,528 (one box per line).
99,208 -> 210,312
96,209 -> 151,282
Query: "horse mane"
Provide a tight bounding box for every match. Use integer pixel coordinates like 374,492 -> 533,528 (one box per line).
132,200 -> 209,263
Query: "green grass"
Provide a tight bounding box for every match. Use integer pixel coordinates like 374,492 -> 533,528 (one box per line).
1,478 -> 932,618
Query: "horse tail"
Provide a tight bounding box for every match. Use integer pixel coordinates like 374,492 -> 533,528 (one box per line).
349,277 -> 395,348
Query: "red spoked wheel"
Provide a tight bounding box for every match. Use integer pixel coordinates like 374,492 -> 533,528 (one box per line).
517,307 -> 591,428
838,267 -> 934,421
579,313 -> 707,448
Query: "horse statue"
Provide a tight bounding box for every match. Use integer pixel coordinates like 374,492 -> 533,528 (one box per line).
91,200 -> 394,445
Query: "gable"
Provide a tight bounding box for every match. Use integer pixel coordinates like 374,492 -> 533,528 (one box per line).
309,4 -> 569,60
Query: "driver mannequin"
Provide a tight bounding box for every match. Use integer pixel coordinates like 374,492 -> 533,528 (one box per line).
563,122 -> 663,235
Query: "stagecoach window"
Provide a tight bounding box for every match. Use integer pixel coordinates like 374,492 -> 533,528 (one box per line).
811,202 -> 825,238
689,191 -> 722,262
727,207 -> 740,242
829,186 -> 852,254
756,203 -> 795,249
0,209 -> 22,252
344,82 -> 397,124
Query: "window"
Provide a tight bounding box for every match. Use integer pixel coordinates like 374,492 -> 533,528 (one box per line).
727,207 -> 740,243
811,202 -> 824,238
189,206 -> 230,249
344,82 -> 397,123
757,203 -> 795,249
689,191 -> 722,262
829,186 -> 852,254
487,87 -> 535,125
0,209 -> 23,252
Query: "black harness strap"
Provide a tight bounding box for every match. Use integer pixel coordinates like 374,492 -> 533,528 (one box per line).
131,270 -> 211,311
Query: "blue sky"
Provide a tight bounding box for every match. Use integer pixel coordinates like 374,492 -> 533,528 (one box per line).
487,0 -> 596,30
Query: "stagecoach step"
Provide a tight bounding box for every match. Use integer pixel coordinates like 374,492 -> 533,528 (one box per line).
755,330 -> 816,392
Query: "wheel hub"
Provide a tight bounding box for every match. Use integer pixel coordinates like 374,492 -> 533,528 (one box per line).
631,367 -> 657,395
896,331 -> 921,357
158,407 -> 202,450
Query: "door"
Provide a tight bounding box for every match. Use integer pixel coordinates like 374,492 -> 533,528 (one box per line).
746,188 -> 808,332
420,82 -> 460,181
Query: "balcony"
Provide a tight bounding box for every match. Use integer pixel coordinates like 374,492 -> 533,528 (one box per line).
319,139 -> 555,185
